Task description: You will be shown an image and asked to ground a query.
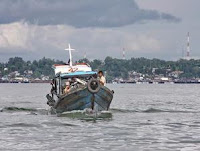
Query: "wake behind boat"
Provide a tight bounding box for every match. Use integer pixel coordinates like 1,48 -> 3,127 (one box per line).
46,44 -> 114,114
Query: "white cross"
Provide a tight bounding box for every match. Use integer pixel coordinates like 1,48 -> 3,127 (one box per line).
65,44 -> 75,67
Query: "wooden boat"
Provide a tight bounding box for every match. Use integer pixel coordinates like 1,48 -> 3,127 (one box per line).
46,44 -> 114,114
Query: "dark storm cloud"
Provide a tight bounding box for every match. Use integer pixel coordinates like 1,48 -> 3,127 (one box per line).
0,0 -> 180,27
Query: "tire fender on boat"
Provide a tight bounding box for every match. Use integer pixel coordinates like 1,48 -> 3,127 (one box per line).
87,78 -> 101,93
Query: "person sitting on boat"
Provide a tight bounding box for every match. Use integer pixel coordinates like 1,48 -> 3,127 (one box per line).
64,81 -> 71,94
98,71 -> 106,86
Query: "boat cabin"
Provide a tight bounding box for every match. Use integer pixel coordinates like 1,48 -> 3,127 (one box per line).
51,63 -> 97,96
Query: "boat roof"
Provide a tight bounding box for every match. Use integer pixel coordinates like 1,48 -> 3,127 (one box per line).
57,71 -> 97,78
53,64 -> 92,75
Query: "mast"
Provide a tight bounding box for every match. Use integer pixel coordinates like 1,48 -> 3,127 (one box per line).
65,44 -> 75,66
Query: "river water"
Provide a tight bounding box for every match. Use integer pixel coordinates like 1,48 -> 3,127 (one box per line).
0,83 -> 200,151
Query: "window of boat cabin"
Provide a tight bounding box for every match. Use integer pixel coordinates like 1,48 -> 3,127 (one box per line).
60,77 -> 75,94
58,74 -> 97,94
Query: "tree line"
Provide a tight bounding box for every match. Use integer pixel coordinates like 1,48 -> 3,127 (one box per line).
0,57 -> 64,78
1,57 -> 200,80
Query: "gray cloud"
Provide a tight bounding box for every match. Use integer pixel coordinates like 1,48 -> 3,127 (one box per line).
0,0 -> 180,28
0,22 -> 162,62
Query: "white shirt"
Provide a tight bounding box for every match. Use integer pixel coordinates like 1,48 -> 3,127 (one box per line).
100,76 -> 106,86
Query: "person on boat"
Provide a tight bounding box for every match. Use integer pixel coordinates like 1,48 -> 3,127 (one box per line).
98,71 -> 106,86
64,81 -> 71,94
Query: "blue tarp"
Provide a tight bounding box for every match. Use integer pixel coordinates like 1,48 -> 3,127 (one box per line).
59,71 -> 97,78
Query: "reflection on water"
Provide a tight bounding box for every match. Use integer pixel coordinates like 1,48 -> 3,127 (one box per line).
1,83 -> 200,150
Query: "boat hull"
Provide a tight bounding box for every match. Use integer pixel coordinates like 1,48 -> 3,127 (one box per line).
52,86 -> 113,114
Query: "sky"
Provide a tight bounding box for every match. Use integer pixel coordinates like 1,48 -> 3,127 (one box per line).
0,0 -> 199,62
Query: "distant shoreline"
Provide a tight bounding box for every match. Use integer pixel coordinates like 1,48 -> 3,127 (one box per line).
0,80 -> 51,84
1,81 -> 200,84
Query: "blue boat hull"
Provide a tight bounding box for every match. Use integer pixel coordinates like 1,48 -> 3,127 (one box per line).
53,86 -> 113,113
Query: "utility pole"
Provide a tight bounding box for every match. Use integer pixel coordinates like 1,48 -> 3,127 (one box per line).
123,48 -> 125,60
186,32 -> 190,60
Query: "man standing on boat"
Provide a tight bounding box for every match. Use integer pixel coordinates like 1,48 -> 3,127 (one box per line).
98,71 -> 106,86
